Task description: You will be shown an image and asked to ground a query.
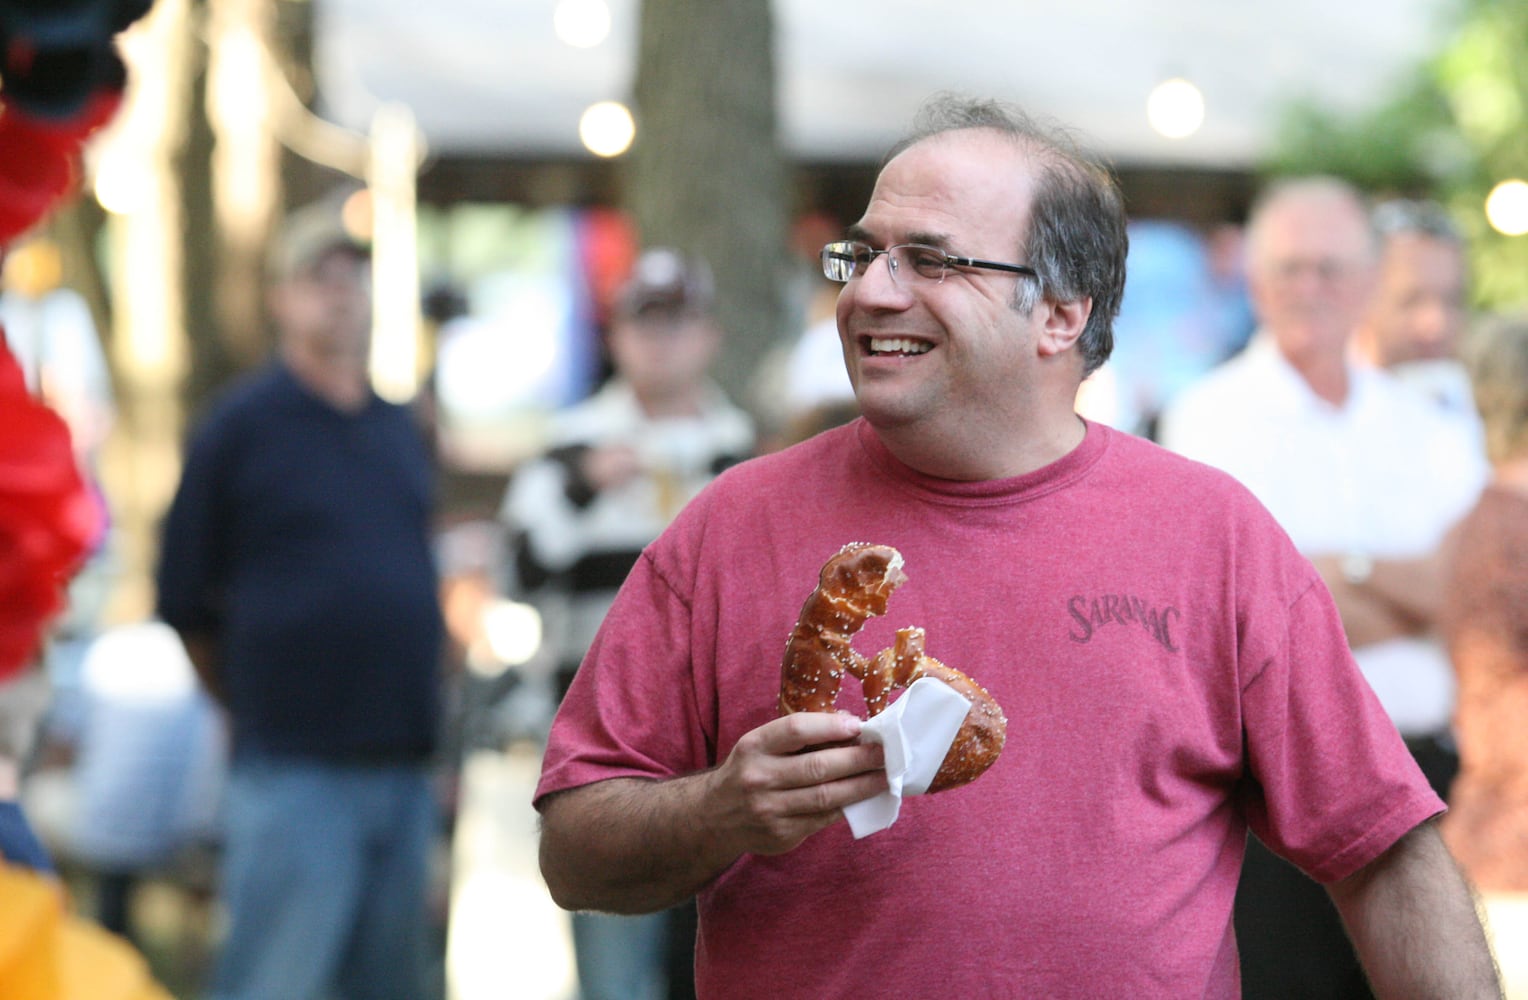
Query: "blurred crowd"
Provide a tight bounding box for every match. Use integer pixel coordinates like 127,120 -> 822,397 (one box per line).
2,136 -> 1526,1000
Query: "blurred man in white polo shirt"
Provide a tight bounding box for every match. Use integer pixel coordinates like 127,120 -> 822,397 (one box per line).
1159,176 -> 1490,1000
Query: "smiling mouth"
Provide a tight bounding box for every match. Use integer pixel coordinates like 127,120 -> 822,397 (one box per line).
866,336 -> 932,357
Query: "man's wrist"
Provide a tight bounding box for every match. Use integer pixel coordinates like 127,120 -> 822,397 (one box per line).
1341,551 -> 1375,586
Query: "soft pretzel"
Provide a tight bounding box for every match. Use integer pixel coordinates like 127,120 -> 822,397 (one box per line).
778,543 -> 1007,792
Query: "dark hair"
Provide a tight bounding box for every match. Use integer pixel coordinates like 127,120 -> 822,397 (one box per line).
884,94 -> 1129,376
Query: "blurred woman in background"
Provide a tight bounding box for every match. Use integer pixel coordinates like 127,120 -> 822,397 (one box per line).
1441,311 -> 1528,999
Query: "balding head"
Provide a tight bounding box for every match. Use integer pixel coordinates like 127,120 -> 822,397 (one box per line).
1244,176 -> 1378,372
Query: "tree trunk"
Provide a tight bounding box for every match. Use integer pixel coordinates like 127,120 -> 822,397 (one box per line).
98,0 -> 199,622
182,0 -> 232,420
629,0 -> 790,410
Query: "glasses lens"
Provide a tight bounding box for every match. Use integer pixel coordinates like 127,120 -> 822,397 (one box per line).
901,245 -> 949,280
822,242 -> 858,282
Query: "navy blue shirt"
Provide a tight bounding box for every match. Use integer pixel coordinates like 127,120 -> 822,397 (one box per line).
156,363 -> 443,762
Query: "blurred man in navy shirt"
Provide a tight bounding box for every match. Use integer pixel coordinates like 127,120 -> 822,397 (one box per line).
157,200 -> 445,1000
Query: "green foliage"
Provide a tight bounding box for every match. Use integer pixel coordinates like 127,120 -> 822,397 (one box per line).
1262,80 -> 1459,195
1262,0 -> 1528,309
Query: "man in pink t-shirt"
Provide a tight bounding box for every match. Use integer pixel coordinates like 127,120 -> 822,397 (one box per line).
534,96 -> 1501,999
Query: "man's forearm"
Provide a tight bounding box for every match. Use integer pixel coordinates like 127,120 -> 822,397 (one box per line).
1364,550 -> 1447,626
537,712 -> 887,915
1314,550 -> 1447,648
538,773 -> 741,914
1328,820 -> 1502,999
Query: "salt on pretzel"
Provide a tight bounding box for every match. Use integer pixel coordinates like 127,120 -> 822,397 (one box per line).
778,542 -> 1007,792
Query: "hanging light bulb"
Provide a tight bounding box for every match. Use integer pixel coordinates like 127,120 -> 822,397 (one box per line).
1147,77 -> 1205,140
1484,179 -> 1528,236
579,101 -> 635,158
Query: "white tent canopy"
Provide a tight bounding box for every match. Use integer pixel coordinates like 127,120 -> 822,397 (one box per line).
315,0 -> 1450,167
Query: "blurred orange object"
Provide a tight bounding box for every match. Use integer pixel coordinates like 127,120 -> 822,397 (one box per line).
0,862 -> 173,1000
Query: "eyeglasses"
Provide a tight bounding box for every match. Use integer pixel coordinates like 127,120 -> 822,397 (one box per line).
1265,257 -> 1362,285
821,240 -> 1038,285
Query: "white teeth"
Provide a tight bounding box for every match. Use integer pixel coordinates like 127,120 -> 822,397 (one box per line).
868,337 -> 932,355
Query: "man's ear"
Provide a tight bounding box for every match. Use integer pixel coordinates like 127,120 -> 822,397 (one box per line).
1036,297 -> 1092,359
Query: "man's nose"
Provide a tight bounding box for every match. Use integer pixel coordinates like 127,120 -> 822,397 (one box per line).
852,251 -> 913,306
1416,299 -> 1459,344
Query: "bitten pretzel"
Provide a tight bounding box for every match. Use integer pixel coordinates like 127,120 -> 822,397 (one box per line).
778,542 -> 1007,792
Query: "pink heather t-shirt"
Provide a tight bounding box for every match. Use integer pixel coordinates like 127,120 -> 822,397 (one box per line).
535,419 -> 1441,999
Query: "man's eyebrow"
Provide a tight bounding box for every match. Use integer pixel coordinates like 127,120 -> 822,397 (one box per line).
905,231 -> 954,249
842,225 -> 955,249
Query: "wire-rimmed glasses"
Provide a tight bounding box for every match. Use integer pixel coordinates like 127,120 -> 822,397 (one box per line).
821,240 -> 1038,285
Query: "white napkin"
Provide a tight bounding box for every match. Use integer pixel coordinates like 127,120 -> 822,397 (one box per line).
843,677 -> 971,839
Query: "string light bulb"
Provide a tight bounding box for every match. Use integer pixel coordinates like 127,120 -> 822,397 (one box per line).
1147,77 -> 1205,140
1485,179 -> 1528,236
579,101 -> 634,158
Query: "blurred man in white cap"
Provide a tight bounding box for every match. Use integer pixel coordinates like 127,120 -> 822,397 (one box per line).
500,247 -> 753,1000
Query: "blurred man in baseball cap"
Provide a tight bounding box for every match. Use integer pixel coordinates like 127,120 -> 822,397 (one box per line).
498,245 -> 752,999
157,194 -> 444,1000
613,246 -> 714,319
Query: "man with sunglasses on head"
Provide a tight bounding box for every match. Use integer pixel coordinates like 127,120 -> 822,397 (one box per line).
1355,198 -> 1483,437
534,96 -> 1500,998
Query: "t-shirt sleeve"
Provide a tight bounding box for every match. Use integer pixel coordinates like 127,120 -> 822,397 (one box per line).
1237,565 -> 1445,883
533,546 -> 716,808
